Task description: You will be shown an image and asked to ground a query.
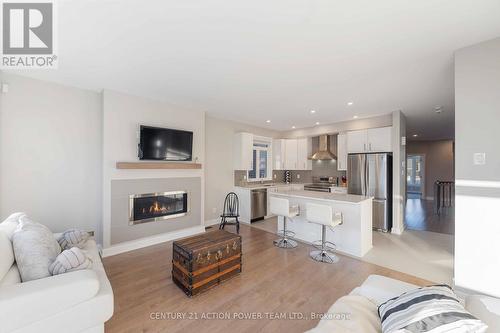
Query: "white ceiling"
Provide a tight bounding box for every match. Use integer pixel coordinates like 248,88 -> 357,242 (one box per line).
13,0 -> 500,140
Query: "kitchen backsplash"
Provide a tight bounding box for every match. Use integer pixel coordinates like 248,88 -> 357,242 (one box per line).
234,170 -> 311,186
234,160 -> 345,186
312,159 -> 346,179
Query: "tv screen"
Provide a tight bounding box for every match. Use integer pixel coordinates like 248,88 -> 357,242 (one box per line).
139,125 -> 193,161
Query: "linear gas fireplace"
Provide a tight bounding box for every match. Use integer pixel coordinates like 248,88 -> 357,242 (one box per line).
129,191 -> 189,225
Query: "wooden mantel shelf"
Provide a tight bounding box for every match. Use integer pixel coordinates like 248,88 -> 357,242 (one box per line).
116,162 -> 202,169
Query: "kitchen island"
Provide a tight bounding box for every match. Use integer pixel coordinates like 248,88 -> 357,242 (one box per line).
270,190 -> 373,258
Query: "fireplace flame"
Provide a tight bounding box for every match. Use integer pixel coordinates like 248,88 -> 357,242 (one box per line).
149,201 -> 170,214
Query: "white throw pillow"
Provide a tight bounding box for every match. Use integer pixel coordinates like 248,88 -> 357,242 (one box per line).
12,216 -> 61,282
0,212 -> 26,240
49,247 -> 92,275
0,232 -> 14,281
57,229 -> 90,250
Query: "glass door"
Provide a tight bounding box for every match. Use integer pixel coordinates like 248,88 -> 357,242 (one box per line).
407,155 -> 424,196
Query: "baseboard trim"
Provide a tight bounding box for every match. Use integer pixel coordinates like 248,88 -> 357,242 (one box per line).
204,218 -> 220,226
102,226 -> 205,257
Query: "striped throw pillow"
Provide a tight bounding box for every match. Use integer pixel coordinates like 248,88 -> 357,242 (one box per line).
57,229 -> 90,250
49,247 -> 92,275
378,285 -> 488,333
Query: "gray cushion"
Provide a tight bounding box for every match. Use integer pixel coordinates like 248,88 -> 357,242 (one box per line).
12,216 -> 61,282
57,229 -> 90,250
49,247 -> 92,275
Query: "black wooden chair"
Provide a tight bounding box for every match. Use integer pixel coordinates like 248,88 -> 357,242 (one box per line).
219,192 -> 240,234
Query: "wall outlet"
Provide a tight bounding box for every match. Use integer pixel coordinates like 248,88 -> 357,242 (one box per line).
243,175 -> 247,180
297,174 -> 300,179
473,153 -> 486,165
273,174 -> 277,179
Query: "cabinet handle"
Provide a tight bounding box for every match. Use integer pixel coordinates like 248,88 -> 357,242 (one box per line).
364,143 -> 366,151
369,143 -> 372,151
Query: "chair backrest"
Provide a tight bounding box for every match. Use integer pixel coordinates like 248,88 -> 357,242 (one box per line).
223,192 -> 239,216
270,197 -> 291,217
306,203 -> 336,226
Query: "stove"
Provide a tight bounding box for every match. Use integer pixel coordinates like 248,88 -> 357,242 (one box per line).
304,176 -> 341,193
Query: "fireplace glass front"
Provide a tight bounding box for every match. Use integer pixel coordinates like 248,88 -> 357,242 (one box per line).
129,191 -> 188,225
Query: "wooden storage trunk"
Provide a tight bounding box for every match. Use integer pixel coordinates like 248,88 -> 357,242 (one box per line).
172,230 -> 242,297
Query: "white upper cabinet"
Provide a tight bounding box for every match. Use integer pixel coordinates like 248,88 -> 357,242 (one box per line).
347,130 -> 368,153
284,139 -> 298,170
272,139 -> 286,170
273,137 -> 311,170
347,127 -> 392,154
337,133 -> 348,171
297,138 -> 312,170
367,127 -> 392,152
233,132 -> 253,170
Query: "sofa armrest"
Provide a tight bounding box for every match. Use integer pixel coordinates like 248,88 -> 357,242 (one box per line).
0,269 -> 100,332
466,295 -> 500,332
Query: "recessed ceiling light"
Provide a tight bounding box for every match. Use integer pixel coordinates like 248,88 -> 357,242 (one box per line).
413,134 -> 418,137
310,110 -> 316,114
347,102 -> 354,106
353,115 -> 359,119
266,120 -> 271,123
291,126 -> 296,129
315,122 -> 320,125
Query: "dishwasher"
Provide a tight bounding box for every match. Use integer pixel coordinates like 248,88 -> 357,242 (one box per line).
250,188 -> 267,222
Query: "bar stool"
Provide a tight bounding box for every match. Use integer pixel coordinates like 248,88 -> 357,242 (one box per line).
306,203 -> 343,264
270,197 -> 299,249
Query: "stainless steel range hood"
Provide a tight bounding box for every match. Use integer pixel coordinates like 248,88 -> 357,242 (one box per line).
310,135 -> 337,160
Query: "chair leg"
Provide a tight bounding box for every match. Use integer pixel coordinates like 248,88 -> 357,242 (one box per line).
274,217 -> 297,249
236,217 -> 240,234
310,225 -> 339,264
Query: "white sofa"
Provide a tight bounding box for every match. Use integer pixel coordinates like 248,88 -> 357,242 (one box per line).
0,215 -> 114,333
307,275 -> 500,332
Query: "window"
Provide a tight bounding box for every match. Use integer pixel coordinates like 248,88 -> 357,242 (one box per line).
248,141 -> 271,181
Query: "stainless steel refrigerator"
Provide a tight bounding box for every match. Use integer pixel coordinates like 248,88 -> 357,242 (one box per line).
347,153 -> 393,232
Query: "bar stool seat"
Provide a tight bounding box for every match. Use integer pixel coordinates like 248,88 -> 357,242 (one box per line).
270,197 -> 299,249
306,203 -> 343,264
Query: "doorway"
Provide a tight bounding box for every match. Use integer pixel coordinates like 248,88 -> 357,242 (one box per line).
407,154 -> 425,198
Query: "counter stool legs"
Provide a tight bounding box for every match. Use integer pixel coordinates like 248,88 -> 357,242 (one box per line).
310,225 -> 339,264
273,217 -> 297,249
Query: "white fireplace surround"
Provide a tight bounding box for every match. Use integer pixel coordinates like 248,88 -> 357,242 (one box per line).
102,90 -> 205,255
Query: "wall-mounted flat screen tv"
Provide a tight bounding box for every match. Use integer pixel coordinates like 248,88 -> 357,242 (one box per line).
138,125 -> 193,161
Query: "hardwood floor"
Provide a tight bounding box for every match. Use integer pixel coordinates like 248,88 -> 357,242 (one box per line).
103,225 -> 431,333
405,194 -> 454,235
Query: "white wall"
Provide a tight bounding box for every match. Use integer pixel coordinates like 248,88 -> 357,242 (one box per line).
454,37 -> 500,297
102,90 -> 205,248
0,73 -> 102,235
204,115 -> 279,222
392,110 -> 406,234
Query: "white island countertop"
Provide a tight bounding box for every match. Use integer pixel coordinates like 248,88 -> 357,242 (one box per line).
271,190 -> 372,204
269,190 -> 373,258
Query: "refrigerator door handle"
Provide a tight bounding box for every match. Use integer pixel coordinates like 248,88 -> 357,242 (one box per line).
364,156 -> 369,196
